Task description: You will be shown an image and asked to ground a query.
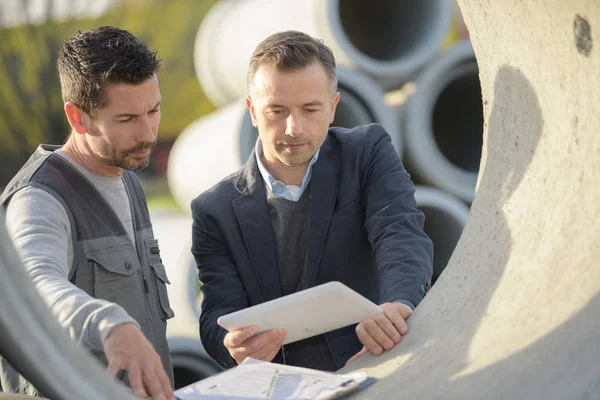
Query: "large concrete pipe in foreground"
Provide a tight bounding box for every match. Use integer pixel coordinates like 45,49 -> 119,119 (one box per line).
194,0 -> 453,106
0,207 -> 137,400
414,185 -> 470,285
0,1 -> 598,399
402,40 -> 483,203
168,66 -> 399,213
342,1 -> 600,399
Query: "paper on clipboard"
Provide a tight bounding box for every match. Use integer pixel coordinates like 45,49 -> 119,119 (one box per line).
174,357 -> 370,400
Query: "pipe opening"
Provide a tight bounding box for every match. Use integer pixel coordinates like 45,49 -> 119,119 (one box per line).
339,0 -> 445,62
332,87 -> 377,128
432,63 -> 483,173
173,366 -> 201,390
419,205 -> 465,284
172,355 -> 220,390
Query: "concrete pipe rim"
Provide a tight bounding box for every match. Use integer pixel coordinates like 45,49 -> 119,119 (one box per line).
414,185 -> 471,225
0,208 -> 136,400
336,66 -> 402,155
333,86 -> 375,130
167,103 -> 251,212
193,0 -> 239,107
414,185 -> 470,283
404,40 -> 479,202
326,0 -> 453,80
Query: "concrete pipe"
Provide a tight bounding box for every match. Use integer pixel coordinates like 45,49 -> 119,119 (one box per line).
342,1 -> 600,399
167,337 -> 223,390
149,211 -> 223,388
168,66 -> 400,213
166,103 -> 255,215
414,185 -> 470,285
403,40 -> 483,202
149,210 -> 199,339
0,207 -> 137,400
194,0 -> 453,107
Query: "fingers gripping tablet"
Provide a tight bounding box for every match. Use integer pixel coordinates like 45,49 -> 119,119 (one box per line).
217,281 -> 384,345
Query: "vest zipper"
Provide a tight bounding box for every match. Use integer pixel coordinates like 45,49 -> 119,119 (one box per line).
143,275 -> 150,293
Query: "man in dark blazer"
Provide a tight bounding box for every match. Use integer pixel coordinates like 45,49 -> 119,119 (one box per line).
191,30 -> 433,371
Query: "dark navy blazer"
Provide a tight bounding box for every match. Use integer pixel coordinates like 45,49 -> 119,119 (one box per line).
191,124 -> 433,370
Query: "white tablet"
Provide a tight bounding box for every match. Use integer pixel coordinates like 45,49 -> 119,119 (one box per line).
217,281 -> 383,345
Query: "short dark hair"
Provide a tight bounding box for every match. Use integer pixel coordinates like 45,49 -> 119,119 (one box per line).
247,30 -> 338,97
57,26 -> 161,118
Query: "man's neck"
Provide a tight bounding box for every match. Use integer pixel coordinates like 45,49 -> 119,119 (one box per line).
261,153 -> 308,187
62,136 -> 123,177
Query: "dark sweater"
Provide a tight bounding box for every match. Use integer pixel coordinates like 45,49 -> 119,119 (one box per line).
266,184 -> 336,371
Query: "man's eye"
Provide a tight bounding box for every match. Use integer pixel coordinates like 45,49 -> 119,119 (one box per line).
118,117 -> 133,123
305,109 -> 319,113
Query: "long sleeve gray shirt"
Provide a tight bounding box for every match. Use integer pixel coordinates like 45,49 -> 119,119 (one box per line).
4,150 -> 138,352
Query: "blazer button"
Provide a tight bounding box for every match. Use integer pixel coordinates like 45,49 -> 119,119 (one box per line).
124,261 -> 132,270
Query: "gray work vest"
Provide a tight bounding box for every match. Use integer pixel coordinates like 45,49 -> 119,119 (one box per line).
0,145 -> 174,395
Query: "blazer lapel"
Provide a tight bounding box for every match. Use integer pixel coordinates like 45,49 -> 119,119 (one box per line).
302,136 -> 340,289
232,155 -> 282,302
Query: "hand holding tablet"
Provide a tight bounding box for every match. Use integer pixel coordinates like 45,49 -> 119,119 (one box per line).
218,281 -> 384,346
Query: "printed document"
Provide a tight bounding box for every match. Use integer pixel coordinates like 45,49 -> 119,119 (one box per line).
174,357 -> 370,400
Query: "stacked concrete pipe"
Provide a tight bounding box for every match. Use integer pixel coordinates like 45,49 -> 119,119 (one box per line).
341,2 -> 600,399
402,40 -> 483,203
414,185 -> 470,285
194,0 -> 453,107
167,66 -> 399,213
148,210 -> 223,389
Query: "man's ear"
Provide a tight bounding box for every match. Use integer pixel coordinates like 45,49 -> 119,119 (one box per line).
329,92 -> 341,124
245,96 -> 259,128
64,102 -> 89,135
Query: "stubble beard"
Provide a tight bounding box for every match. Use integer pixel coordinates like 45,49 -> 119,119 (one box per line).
276,149 -> 314,167
97,140 -> 156,171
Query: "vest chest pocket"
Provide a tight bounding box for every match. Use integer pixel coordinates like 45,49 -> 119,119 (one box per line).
86,245 -> 145,322
144,239 -> 175,320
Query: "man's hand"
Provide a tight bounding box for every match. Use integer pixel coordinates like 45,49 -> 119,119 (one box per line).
346,302 -> 412,365
103,323 -> 174,400
224,326 -> 286,365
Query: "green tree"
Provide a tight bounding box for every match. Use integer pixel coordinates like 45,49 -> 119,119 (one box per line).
0,0 -> 217,186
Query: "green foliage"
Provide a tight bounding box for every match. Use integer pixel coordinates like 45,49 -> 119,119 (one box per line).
0,0 -> 217,186
102,0 -> 218,135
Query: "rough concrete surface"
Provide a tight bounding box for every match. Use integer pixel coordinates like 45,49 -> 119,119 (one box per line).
342,1 -> 599,399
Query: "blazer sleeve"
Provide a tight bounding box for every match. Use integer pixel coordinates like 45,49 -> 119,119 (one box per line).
191,198 -> 248,369
360,124 -> 434,308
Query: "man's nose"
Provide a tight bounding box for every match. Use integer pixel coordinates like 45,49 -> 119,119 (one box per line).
138,115 -> 157,142
285,113 -> 302,137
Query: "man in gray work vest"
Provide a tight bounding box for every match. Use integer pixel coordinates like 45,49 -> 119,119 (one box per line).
0,26 -> 176,400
